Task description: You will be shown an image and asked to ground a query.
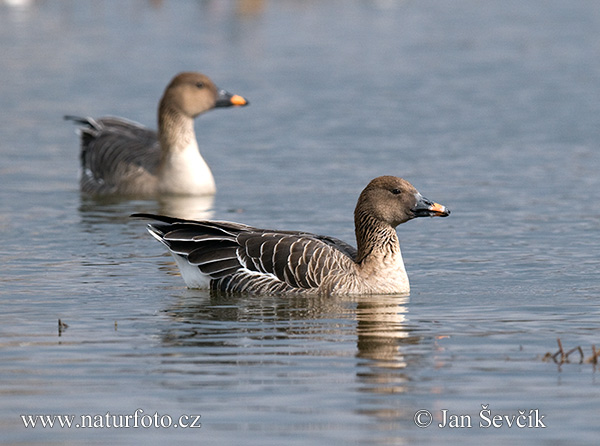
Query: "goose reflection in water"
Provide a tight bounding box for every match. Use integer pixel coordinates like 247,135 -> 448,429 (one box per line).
78,194 -> 215,227
159,292 -> 425,393
155,290 -> 434,443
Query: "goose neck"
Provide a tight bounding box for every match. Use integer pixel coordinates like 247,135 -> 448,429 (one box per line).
158,105 -> 196,153
354,211 -> 400,264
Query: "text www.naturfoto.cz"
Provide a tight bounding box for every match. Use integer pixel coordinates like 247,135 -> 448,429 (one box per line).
20,409 -> 201,429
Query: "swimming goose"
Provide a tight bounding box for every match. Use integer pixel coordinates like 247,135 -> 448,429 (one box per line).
65,72 -> 248,197
133,176 -> 450,295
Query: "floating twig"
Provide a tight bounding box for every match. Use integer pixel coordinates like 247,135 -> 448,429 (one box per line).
564,345 -> 584,364
586,345 -> 600,364
544,338 -> 595,365
551,338 -> 565,363
58,318 -> 69,336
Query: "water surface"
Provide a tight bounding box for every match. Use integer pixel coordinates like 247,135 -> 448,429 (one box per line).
1,1 -> 600,444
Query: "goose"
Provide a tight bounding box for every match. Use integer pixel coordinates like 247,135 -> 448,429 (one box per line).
133,176 -> 450,295
65,72 -> 248,197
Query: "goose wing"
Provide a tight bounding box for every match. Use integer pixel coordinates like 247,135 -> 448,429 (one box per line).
66,116 -> 160,194
134,214 -> 357,293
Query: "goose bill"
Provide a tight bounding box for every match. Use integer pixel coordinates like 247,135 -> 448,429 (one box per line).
215,89 -> 249,107
412,194 -> 450,218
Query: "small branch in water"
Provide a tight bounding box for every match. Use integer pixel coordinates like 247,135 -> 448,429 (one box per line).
564,345 -> 584,363
586,345 -> 600,365
551,338 -> 565,362
544,338 -> 595,365
58,319 -> 69,336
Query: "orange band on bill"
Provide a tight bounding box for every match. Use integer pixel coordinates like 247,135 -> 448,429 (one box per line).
430,202 -> 446,213
230,95 -> 248,106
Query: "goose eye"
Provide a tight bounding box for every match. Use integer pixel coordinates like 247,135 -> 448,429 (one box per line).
390,188 -> 402,195
195,82 -> 205,89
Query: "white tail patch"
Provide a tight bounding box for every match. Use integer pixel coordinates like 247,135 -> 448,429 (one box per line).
171,253 -> 211,289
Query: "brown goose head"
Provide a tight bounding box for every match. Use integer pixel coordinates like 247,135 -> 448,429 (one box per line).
355,176 -> 450,229
159,72 -> 248,119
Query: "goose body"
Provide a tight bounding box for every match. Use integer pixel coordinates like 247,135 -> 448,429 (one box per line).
66,72 -> 248,197
134,176 -> 450,295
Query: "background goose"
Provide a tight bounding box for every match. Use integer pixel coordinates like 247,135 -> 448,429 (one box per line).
133,176 -> 450,295
65,72 -> 248,197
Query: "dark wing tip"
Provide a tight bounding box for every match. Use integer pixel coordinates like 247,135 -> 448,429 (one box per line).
130,213 -> 186,224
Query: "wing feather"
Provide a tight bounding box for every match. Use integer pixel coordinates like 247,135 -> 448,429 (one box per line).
236,231 -> 354,291
187,244 -> 236,260
68,116 -> 160,194
137,213 -> 357,294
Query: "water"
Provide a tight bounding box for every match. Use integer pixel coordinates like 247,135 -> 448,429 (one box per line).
1,0 -> 600,444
